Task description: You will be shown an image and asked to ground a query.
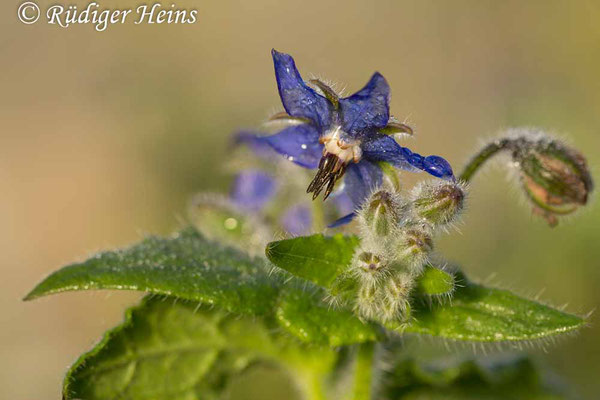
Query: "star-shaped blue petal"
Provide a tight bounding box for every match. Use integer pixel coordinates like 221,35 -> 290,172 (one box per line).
339,72 -> 390,136
237,124 -> 322,168
272,50 -> 332,130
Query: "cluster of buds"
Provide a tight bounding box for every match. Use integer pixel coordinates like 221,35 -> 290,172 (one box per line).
329,180 -> 466,323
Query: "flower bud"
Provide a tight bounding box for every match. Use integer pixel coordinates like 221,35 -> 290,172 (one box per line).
410,181 -> 466,227
380,274 -> 412,321
393,227 -> 434,271
354,272 -> 413,323
356,284 -> 379,320
359,190 -> 401,237
357,251 -> 383,272
351,251 -> 389,289
515,138 -> 593,226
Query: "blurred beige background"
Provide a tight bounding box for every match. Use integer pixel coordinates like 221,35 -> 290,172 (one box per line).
2,0 -> 600,398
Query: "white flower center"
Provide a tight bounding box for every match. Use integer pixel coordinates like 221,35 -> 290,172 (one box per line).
320,126 -> 362,164
307,126 -> 363,200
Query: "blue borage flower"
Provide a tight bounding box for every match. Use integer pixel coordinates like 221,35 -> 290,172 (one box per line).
230,170 -> 278,213
239,50 -> 455,225
230,170 -> 312,236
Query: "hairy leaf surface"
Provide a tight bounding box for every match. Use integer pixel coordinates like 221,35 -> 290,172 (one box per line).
402,273 -> 584,341
25,228 -> 377,345
63,296 -> 338,400
25,227 -> 278,315
276,286 -> 380,346
266,234 -> 359,287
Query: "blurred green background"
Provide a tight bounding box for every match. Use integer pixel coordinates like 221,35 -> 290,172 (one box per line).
2,0 -> 599,398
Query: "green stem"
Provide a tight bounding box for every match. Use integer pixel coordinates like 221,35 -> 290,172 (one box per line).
459,138 -> 512,182
312,199 -> 325,232
305,371 -> 327,400
351,342 -> 376,400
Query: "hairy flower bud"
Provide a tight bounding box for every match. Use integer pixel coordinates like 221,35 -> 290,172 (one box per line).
356,283 -> 379,320
359,189 -> 401,237
357,251 -> 383,271
353,271 -> 414,323
380,274 -> 413,321
351,250 -> 390,289
393,226 -> 434,271
410,181 -> 466,227
514,137 -> 593,226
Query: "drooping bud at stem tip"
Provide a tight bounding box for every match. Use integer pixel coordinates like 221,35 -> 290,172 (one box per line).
515,137 -> 593,226
458,129 -> 593,226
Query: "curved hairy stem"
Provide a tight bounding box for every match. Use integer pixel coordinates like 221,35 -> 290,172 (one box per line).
459,138 -> 511,182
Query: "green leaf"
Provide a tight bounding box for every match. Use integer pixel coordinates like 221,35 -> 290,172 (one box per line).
26,229 -> 584,344
64,296 -> 339,400
382,355 -> 571,400
401,274 -> 585,342
25,228 -> 376,346
415,265 -> 455,296
275,286 -> 379,346
25,227 -> 279,315
266,234 -> 359,287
